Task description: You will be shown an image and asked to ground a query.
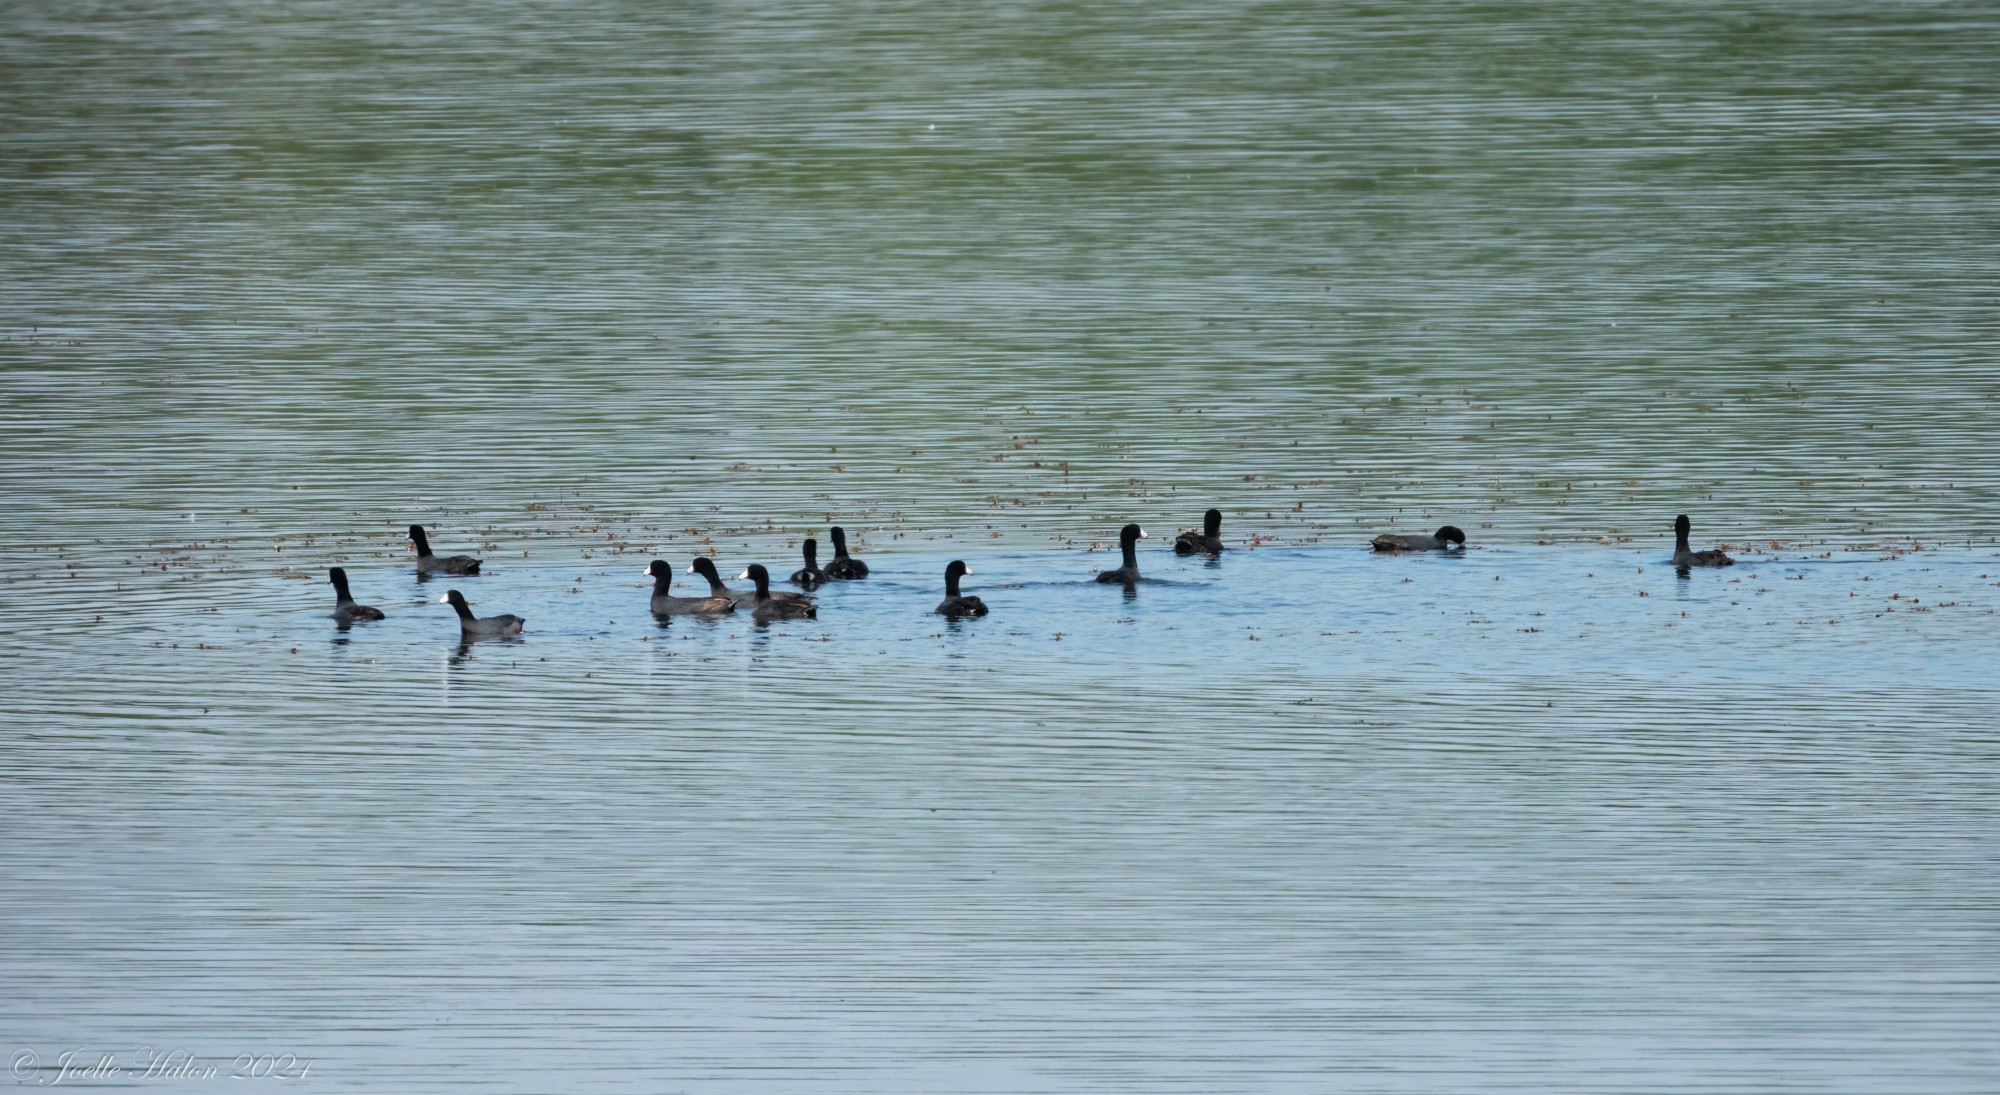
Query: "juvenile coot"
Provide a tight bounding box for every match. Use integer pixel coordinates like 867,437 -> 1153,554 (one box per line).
328,566 -> 384,625
438,589 -> 523,637
1095,523 -> 1147,584
409,524 -> 482,575
644,560 -> 735,616
935,560 -> 988,617
736,564 -> 817,621
1672,514 -> 1736,567
1173,509 -> 1225,555
791,538 -> 829,589
1371,526 -> 1466,552
823,526 -> 869,579
687,556 -> 811,608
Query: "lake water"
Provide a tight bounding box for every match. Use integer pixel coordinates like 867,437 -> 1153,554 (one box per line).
3,1 -> 1998,1091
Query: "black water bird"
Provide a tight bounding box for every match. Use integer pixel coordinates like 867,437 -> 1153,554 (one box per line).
823,526 -> 869,579
438,589 -> 523,638
791,538 -> 829,589
409,524 -> 482,575
644,560 -> 735,616
687,556 -> 811,609
328,567 -> 384,625
736,564 -> 818,621
935,560 -> 988,617
1095,523 -> 1147,584
1173,509 -> 1225,556
1672,514 -> 1735,567
1371,526 -> 1466,552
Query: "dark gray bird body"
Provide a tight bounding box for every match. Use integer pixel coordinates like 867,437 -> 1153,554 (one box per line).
1096,524 -> 1147,584
1371,525 -> 1466,552
688,557 -> 811,609
329,567 -> 384,625
935,560 -> 988,616
824,526 -> 869,579
791,538 -> 829,588
737,564 -> 818,621
1173,509 -> 1224,556
409,524 -> 482,575
1672,514 -> 1735,567
644,560 -> 735,615
439,589 -> 523,637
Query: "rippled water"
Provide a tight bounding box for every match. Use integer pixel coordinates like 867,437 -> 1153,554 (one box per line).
4,0 -> 1999,1090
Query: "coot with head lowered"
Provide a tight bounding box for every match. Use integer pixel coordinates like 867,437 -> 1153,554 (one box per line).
1371,526 -> 1466,552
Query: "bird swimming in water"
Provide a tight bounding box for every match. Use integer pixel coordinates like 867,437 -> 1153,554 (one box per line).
791,538 -> 829,589
1096,523 -> 1146,584
736,564 -> 818,621
1371,526 -> 1466,552
643,560 -> 735,615
823,526 -> 869,579
1173,509 -> 1225,556
438,589 -> 523,637
409,524 -> 482,575
1671,514 -> 1735,567
328,566 -> 384,626
687,556 -> 812,609
935,560 -> 988,617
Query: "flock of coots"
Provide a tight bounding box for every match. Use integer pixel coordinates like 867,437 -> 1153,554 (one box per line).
328,515 -> 1737,637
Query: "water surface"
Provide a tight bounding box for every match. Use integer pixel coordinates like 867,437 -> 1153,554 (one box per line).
4,1 -> 1999,1090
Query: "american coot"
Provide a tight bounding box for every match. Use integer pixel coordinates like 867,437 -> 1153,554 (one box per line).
1096,523 -> 1147,584
1173,509 -> 1225,556
823,526 -> 869,579
935,560 -> 989,616
791,538 -> 829,589
409,524 -> 482,575
736,564 -> 818,621
438,589 -> 524,638
328,566 -> 384,625
1672,514 -> 1735,567
644,560 -> 735,616
687,556 -> 812,608
1371,525 -> 1466,552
